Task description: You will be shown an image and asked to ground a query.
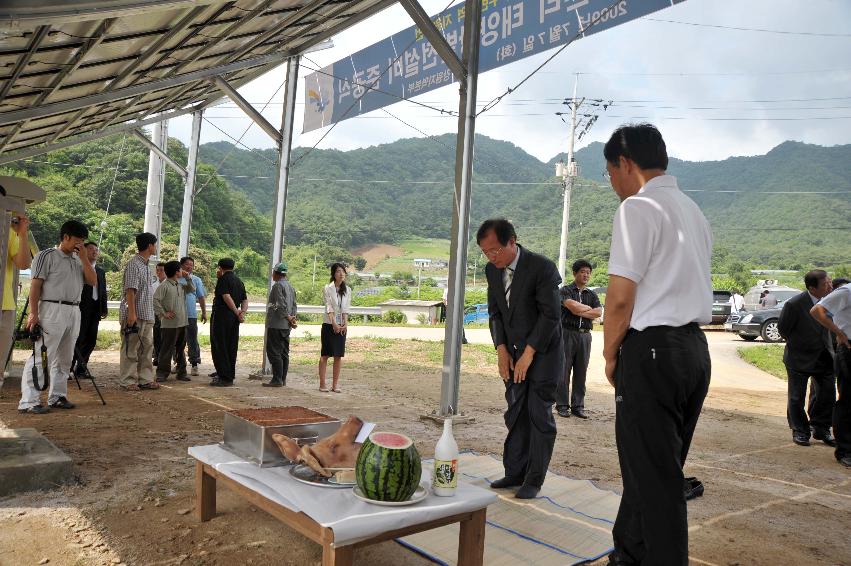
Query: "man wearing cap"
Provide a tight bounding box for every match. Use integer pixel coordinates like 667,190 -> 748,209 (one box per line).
263,262 -> 298,387
19,220 -> 97,414
210,258 -> 247,386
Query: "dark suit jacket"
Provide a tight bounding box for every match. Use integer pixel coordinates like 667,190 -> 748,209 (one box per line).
486,245 -> 563,383
778,291 -> 833,374
80,265 -> 108,317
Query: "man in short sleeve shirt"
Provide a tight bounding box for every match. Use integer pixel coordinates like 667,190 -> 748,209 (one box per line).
810,279 -> 851,468
602,124 -> 713,565
119,232 -> 158,390
178,256 -> 206,375
18,220 -> 96,414
2,213 -> 31,384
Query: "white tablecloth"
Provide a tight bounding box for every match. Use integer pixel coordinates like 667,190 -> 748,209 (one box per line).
189,444 -> 497,546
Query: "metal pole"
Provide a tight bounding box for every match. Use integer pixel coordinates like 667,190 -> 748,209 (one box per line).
439,0 -> 481,417
557,75 -> 579,282
178,110 -> 203,258
258,57 -> 300,376
143,119 -> 165,256
155,120 -> 168,258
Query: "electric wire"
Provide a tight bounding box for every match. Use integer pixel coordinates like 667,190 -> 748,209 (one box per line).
643,17 -> 851,38
97,133 -> 128,246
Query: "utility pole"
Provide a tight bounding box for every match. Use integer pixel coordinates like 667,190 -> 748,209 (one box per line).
556,75 -> 581,283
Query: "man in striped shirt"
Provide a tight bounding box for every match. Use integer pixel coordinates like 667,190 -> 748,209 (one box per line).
119,232 -> 159,391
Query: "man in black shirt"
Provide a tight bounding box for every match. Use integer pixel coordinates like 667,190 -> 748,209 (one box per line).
210,258 -> 247,386
556,260 -> 602,419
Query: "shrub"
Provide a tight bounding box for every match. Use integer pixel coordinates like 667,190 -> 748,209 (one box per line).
383,310 -> 406,324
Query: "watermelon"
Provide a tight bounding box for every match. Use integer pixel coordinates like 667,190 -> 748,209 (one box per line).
355,431 -> 422,501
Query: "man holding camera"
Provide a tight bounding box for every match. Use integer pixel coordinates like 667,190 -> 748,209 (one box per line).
119,232 -> 159,391
18,220 -> 96,414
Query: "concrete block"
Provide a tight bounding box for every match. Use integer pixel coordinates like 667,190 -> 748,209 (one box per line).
0,428 -> 73,496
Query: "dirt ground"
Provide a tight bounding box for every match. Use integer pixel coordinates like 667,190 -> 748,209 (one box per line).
0,331 -> 849,566
351,244 -> 403,271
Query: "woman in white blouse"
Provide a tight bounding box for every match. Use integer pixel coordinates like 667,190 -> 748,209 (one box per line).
318,263 -> 351,392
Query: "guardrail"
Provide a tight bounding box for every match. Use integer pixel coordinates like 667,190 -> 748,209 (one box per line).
105,301 -> 381,316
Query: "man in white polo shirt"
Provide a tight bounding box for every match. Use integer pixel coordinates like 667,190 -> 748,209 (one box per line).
602,124 -> 713,566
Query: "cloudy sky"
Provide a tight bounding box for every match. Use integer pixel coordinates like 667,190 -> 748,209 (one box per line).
167,0 -> 851,163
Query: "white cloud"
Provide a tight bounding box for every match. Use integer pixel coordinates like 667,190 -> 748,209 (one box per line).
168,0 -> 851,163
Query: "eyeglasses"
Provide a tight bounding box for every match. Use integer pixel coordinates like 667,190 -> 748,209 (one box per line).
482,247 -> 503,259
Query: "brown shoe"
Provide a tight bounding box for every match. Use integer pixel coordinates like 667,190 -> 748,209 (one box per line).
139,382 -> 161,390
121,384 -> 140,391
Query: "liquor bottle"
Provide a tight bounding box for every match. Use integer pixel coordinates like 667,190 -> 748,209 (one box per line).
432,417 -> 459,496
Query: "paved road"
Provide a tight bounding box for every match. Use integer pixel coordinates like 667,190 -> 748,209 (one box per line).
101,322 -> 782,392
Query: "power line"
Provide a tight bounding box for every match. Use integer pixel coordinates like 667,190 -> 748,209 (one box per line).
643,17 -> 851,38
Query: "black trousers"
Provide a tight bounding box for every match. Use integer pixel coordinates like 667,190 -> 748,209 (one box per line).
612,323 -> 710,566
556,330 -> 591,410
834,344 -> 851,460
157,326 -> 187,378
73,300 -> 101,371
786,364 -> 835,436
211,311 -> 240,382
503,353 -> 558,488
152,316 -> 161,360
266,327 -> 291,384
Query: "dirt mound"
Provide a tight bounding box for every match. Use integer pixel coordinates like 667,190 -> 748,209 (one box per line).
352,244 -> 403,270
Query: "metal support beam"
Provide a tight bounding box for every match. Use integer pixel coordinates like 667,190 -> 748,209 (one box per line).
209,76 -> 282,145
178,110 -> 203,258
133,129 -> 187,178
440,0 -> 481,417
143,120 -> 168,257
0,50 -> 292,128
258,56 -> 300,377
398,0 -> 465,80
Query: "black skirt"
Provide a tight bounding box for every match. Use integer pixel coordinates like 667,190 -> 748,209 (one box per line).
320,323 -> 346,357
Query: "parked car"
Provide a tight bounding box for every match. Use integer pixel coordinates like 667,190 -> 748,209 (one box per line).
712,290 -> 733,324
725,304 -> 785,343
743,280 -> 800,311
463,303 -> 489,325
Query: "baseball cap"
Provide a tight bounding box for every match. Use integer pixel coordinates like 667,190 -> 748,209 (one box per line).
273,262 -> 288,273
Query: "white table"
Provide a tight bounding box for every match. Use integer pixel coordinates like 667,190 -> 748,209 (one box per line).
189,444 -> 497,566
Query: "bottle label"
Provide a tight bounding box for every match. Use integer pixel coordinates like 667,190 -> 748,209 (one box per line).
433,458 -> 458,489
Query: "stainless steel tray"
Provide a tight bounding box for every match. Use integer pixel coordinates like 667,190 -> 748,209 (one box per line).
222,407 -> 341,467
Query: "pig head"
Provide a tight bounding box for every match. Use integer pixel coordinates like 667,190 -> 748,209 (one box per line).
272,415 -> 364,477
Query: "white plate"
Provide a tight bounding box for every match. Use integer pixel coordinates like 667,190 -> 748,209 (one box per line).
289,464 -> 351,489
352,484 -> 429,506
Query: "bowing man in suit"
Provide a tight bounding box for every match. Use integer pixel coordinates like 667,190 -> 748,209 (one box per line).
779,269 -> 836,447
73,242 -> 108,376
477,218 -> 564,499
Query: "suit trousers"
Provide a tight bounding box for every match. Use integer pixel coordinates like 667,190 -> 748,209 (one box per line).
502,353 -> 558,488
834,344 -> 851,460
265,327 -> 291,384
612,323 -> 710,566
152,316 -> 161,361
74,298 -> 101,370
556,330 -> 591,410
184,318 -> 201,366
211,311 -> 240,382
786,366 -> 835,435
157,326 -> 187,378
119,319 -> 154,386
19,301 -> 80,410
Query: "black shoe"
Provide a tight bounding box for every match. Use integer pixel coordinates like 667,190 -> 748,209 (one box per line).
19,404 -> 50,414
175,375 -> 191,382
515,484 -> 540,499
490,476 -> 523,489
262,380 -> 284,387
571,408 -> 589,419
209,371 -> 218,378
152,359 -> 158,366
812,429 -> 837,447
209,379 -> 233,387
155,376 -> 168,382
792,431 -> 811,446
49,396 -> 75,409
684,477 -> 704,500
839,456 -> 851,468
556,406 -> 571,418
607,550 -> 636,565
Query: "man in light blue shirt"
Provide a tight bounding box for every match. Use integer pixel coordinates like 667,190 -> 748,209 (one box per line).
178,256 -> 207,376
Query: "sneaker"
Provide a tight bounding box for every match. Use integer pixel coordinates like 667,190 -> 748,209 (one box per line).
191,365 -> 199,376
49,396 -> 76,409
19,404 -> 50,414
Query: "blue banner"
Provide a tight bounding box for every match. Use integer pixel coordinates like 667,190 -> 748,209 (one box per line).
303,0 -> 685,132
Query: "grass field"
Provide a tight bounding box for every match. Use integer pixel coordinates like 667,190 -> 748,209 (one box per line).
369,237 -> 453,276
738,344 -> 787,380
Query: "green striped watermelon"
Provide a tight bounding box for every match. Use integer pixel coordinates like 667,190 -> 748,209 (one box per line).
355,431 -> 422,502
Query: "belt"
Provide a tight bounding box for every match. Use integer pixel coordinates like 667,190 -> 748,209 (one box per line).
565,328 -> 590,333
42,299 -> 80,306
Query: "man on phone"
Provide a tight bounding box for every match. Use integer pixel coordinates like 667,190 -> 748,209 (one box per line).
18,220 -> 96,414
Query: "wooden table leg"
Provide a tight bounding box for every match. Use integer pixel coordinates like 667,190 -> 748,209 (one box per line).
195,461 -> 216,521
322,543 -> 353,566
457,508 -> 487,566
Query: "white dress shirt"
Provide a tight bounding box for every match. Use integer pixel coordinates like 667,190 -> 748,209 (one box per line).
323,282 -> 351,325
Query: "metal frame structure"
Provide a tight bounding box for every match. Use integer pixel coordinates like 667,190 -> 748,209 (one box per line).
0,0 -> 485,417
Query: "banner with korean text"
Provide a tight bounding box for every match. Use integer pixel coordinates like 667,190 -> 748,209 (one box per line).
303,0 -> 685,132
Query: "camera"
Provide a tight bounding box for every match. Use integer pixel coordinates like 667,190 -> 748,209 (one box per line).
15,324 -> 42,342
123,323 -> 139,337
